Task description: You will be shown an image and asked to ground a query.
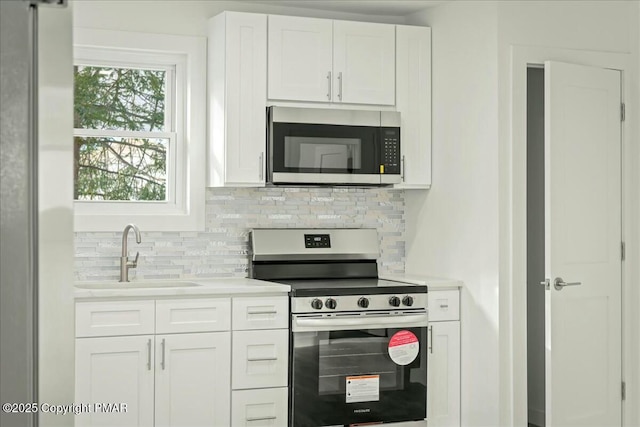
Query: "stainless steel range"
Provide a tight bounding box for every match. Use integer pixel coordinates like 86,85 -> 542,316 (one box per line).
249,228 -> 428,427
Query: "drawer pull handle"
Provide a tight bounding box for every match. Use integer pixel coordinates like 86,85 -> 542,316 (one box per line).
161,338 -> 166,370
247,356 -> 278,362
147,339 -> 152,370
246,416 -> 277,422
439,304 -> 449,309
247,310 -> 278,315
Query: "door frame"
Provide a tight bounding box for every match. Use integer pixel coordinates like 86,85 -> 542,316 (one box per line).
499,45 -> 638,426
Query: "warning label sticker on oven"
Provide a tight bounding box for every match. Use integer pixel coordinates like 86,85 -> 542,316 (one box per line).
346,375 -> 380,403
388,330 -> 419,365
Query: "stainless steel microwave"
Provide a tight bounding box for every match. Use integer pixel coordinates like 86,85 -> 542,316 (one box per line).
267,106 -> 401,186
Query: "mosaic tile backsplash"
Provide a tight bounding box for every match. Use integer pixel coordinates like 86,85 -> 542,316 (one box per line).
74,187 -> 406,281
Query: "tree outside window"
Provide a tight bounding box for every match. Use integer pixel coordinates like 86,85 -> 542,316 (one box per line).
73,64 -> 173,201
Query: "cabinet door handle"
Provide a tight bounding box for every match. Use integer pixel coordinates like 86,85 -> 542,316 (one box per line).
247,356 -> 278,362
147,338 -> 152,370
161,338 -> 166,370
247,309 -> 278,315
428,326 -> 433,354
327,71 -> 332,100
246,416 -> 277,422
337,72 -> 343,101
258,152 -> 264,181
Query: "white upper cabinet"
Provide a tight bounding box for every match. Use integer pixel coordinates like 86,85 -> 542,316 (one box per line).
268,16 -> 395,106
333,20 -> 395,105
268,15 -> 333,102
208,11 -> 267,187
395,25 -> 432,189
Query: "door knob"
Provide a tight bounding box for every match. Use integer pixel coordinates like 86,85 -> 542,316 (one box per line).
553,277 -> 582,291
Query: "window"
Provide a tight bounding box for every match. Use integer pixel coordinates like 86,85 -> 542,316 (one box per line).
73,29 -> 205,231
74,63 -> 173,201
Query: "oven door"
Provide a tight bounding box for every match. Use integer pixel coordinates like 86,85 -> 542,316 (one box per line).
291,311 -> 428,426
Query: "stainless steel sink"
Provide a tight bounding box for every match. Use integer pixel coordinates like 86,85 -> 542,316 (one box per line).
75,281 -> 201,290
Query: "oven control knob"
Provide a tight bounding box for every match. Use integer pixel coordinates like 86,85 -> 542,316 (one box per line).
402,295 -> 414,307
311,298 -> 323,310
325,298 -> 337,310
357,297 -> 370,308
389,296 -> 401,307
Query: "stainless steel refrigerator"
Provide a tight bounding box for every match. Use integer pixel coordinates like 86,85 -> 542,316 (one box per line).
1,1 -> 67,426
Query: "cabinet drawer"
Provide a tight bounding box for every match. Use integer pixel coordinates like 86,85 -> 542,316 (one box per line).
156,298 -> 231,334
76,300 -> 155,338
233,296 -> 288,330
428,290 -> 460,322
232,329 -> 288,390
232,388 -> 288,427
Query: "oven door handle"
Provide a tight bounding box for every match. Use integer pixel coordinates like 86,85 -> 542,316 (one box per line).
292,312 -> 428,332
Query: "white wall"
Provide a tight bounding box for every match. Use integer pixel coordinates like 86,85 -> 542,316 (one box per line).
72,0 -> 404,36
405,2 -> 500,426
38,4 -> 75,427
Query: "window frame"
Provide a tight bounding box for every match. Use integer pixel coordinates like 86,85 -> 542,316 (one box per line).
73,28 -> 205,232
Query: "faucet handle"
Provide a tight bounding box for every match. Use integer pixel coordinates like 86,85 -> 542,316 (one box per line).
129,251 -> 139,267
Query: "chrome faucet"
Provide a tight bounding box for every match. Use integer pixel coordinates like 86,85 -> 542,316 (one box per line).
120,223 -> 141,282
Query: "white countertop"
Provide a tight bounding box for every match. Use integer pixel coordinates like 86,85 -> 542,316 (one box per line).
74,277 -> 290,300
379,274 -> 463,290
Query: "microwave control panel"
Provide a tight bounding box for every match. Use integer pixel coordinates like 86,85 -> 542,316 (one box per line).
381,127 -> 400,174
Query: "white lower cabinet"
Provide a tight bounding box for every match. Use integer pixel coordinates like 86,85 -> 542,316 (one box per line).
75,335 -> 155,427
427,289 -> 461,427
428,321 -> 461,427
232,329 -> 289,390
75,298 -> 232,427
155,332 -> 231,427
231,296 -> 289,426
232,388 -> 288,427
75,295 -> 289,427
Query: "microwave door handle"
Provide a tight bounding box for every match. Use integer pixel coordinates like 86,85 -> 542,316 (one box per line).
374,128 -> 382,175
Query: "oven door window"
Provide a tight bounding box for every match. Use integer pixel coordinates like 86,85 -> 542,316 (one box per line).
291,326 -> 427,426
271,123 -> 380,174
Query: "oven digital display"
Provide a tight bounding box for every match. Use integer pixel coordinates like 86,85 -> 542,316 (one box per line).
304,234 -> 331,248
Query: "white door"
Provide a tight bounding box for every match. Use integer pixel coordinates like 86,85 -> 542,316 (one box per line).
155,332 -> 231,427
333,20 -> 395,105
75,336 -> 154,427
544,60 -> 622,426
268,15 -> 333,102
